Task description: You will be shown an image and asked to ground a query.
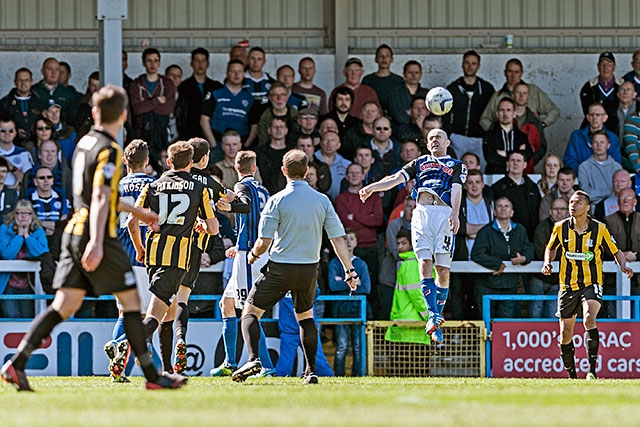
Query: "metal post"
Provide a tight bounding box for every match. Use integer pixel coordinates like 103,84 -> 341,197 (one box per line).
97,0 -> 127,144
333,0 -> 349,86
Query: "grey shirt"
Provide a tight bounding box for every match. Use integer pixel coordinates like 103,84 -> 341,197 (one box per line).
259,180 -> 345,264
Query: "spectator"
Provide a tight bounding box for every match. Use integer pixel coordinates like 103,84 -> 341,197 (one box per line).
71,71 -> 100,140
0,115 -> 34,190
253,82 -> 299,147
242,46 -> 275,104
461,151 -> 481,170
341,145 -> 384,196
623,49 -> 640,108
483,97 -> 532,175
200,60 -> 254,152
121,50 -> 132,88
370,116 -> 402,176
128,47 -> 176,173
292,57 -> 328,115
315,130 -> 351,200
255,117 -> 290,195
444,50 -> 495,138
321,86 -> 359,141
384,228 -> 431,346
57,61 -> 83,105
362,44 -> 410,126
42,102 -> 76,165
328,228 -> 370,376
471,196 -> 533,318
176,47 -> 223,140
616,81 -> 637,152
335,163 -> 383,318
537,154 -> 562,197
329,57 -> 381,120
22,139 -> 71,202
0,68 -> 41,145
563,102 -> 621,176
24,116 -> 54,157
390,141 -> 421,208
342,101 -> 382,161
513,82 -> 547,174
529,197 -> 569,318
578,130 -> 623,205
402,60 -> 428,100
296,135 -> 331,194
229,44 -> 248,66
276,65 -> 308,110
492,150 -> 541,241
597,169 -> 637,221
31,57 -> 77,123
538,166 -> 578,221
318,117 -> 339,138
27,165 -> 69,260
450,169 -> 493,320
479,58 -> 560,131
579,52 -> 624,133
393,97 -> 429,146
214,129 -> 262,191
0,200 -> 49,318
287,107 -> 320,147
0,157 -> 19,224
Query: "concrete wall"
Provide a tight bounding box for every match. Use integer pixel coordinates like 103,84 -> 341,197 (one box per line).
1,50 -> 632,164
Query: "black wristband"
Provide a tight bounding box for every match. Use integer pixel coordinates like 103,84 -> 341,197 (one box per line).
250,251 -> 260,259
345,268 -> 355,274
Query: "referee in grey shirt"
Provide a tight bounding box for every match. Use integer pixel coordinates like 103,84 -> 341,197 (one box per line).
231,149 -> 360,384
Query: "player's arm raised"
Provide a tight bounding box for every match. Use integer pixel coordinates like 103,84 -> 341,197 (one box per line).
359,171 -> 405,203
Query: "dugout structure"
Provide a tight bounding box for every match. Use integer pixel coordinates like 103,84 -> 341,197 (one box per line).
366,321 -> 487,377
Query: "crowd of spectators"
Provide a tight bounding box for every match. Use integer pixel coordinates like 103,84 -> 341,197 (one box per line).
2,44 -> 640,332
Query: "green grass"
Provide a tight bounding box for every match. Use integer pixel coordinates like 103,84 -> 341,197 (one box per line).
1,376 -> 639,427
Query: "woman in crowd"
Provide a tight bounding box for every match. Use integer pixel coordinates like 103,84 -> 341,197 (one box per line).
24,116 -> 56,157
0,200 -> 49,318
538,154 -> 562,197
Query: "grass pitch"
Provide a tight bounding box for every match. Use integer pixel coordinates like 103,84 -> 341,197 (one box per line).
0,376 -> 639,427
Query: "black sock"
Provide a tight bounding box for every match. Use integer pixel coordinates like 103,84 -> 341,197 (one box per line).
299,318 -> 318,375
240,314 -> 261,361
123,312 -> 159,382
12,307 -> 63,371
561,343 -> 577,378
175,302 -> 189,341
142,317 -> 159,340
587,328 -> 599,375
159,321 -> 174,372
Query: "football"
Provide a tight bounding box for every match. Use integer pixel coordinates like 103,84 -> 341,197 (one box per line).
425,87 -> 453,116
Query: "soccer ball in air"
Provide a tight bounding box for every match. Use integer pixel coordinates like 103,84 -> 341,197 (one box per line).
425,87 -> 453,116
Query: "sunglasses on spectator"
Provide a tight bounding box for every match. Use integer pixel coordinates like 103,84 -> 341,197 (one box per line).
37,175 -> 53,180
36,126 -> 52,131
0,128 -> 15,133
375,127 -> 390,131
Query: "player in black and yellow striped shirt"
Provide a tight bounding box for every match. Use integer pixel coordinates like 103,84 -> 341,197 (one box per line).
129,141 -> 218,364
543,190 -> 633,379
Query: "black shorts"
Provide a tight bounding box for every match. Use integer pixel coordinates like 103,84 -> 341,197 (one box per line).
148,265 -> 187,306
247,261 -> 318,313
557,284 -> 603,319
53,233 -> 136,296
181,245 -> 203,290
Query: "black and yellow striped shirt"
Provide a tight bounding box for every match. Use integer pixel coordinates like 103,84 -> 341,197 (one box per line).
136,170 -> 216,270
65,129 -> 122,239
547,217 -> 620,291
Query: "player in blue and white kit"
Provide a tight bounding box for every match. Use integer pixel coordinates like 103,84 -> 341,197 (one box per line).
104,139 -> 160,382
211,150 -> 276,377
359,129 -> 467,344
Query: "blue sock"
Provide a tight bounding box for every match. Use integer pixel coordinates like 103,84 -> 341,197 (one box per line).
112,317 -> 125,341
258,323 -> 274,370
420,278 -> 437,313
436,286 -> 449,315
222,317 -> 237,367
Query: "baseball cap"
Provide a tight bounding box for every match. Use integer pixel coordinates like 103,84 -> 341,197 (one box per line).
598,52 -> 616,64
298,107 -> 318,117
46,99 -> 61,110
344,57 -> 363,68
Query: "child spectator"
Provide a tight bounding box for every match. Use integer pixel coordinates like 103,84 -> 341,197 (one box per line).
385,228 -> 430,345
328,228 -> 370,376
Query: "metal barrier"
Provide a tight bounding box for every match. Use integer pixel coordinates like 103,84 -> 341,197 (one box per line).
366,320 -> 486,377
